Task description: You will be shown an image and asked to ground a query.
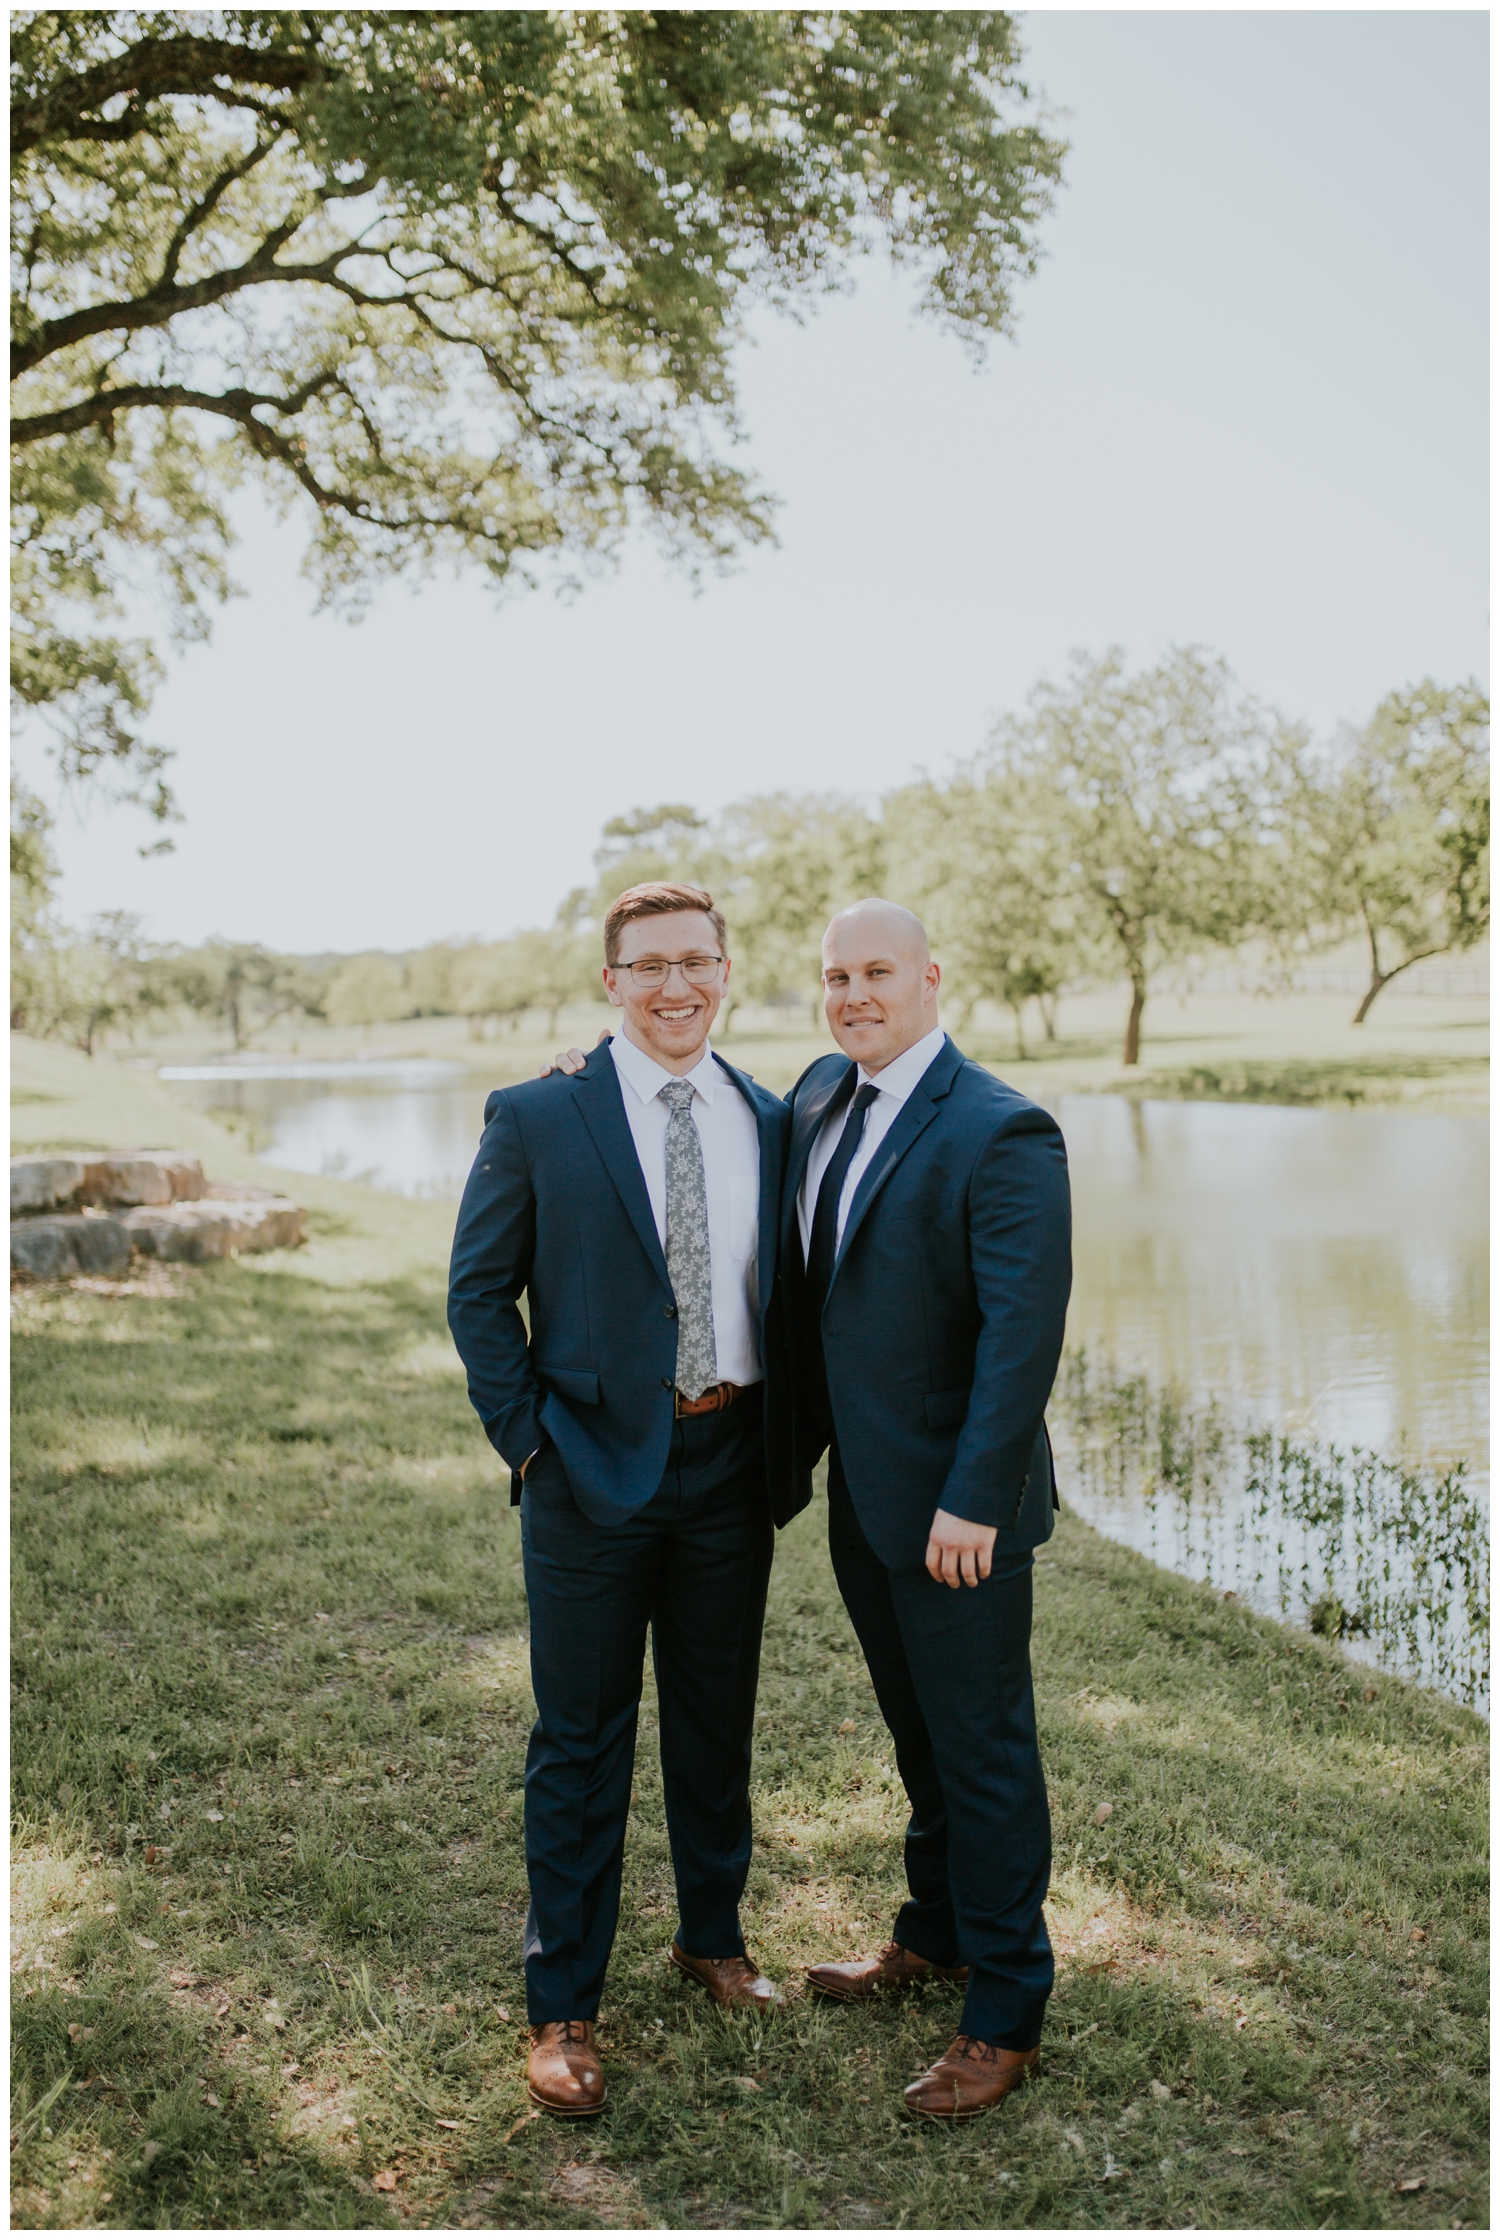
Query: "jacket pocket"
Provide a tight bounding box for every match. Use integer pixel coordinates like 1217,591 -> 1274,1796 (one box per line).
924,1386 -> 971,1431
537,1363 -> 600,1406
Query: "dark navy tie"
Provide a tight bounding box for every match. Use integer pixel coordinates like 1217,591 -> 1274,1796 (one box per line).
806,1081 -> 880,1323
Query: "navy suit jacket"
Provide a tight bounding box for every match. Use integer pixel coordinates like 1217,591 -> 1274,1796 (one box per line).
782,1036 -> 1071,1569
448,1041 -> 810,1530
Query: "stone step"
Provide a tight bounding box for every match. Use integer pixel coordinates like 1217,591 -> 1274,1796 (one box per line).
10,1214 -> 134,1281
11,1157 -> 87,1218
120,1198 -> 305,1263
10,1150 -> 207,1214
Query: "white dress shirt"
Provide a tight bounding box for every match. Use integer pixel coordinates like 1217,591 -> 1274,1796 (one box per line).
796,1024 -> 948,1260
610,1030 -> 764,1388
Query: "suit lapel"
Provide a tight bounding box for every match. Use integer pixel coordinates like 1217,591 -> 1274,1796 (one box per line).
783,1058 -> 856,1260
712,1052 -> 778,1318
833,1037 -> 965,1272
571,1048 -> 670,1287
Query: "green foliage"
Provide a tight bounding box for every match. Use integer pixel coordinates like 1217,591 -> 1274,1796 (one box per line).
11,9 -> 1064,807
888,765 -> 1109,1054
322,951 -> 407,1029
1280,681 -> 1490,1023
149,939 -> 328,1050
9,1207 -> 1488,2230
977,647 -> 1290,1066
449,923 -> 597,1036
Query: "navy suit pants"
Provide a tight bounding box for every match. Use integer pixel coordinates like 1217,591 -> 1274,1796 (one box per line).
519,1403 -> 773,2024
827,1444 -> 1054,2049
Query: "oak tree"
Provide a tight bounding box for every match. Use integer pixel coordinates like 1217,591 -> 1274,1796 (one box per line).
11,10 -> 1064,816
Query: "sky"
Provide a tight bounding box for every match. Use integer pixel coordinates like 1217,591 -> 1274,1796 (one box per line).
19,8 -> 1489,956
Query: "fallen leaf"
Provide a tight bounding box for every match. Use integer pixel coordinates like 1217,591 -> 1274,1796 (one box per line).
1150,2079 -> 1171,2101
1410,1928 -> 1427,1943
736,2076 -> 762,2092
1092,1803 -> 1114,1827
495,2005 -> 511,2022
442,2002 -> 457,2015
1227,2146 -> 1249,2157
435,2118 -> 461,2130
205,1811 -> 224,1823
1362,1686 -> 1377,1702
1396,2178 -> 1424,2194
503,2111 -> 542,2144
203,2094 -> 221,2110
837,1719 -> 857,1734
215,2001 -> 231,2018
57,1783 -> 75,1806
168,1969 -> 198,1989
1234,2014 -> 1250,2030
133,1935 -> 160,1952
101,1904 -> 117,1917
373,2171 -> 397,2192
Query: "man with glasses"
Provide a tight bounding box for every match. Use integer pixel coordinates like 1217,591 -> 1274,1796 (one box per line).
449,882 -> 806,2117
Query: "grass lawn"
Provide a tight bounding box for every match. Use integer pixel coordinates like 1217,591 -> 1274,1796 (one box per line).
10,1057 -> 1489,2230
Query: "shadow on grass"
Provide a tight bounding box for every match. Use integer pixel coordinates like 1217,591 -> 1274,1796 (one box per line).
11,1257 -> 1489,2229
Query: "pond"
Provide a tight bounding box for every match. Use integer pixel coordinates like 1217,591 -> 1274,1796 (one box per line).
163,1056 -> 1488,1696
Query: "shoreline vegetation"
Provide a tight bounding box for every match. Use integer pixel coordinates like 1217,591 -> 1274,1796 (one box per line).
10,1045 -> 1489,2229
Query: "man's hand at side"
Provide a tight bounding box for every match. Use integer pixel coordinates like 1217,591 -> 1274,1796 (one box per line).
926,1508 -> 998,1588
539,1029 -> 613,1078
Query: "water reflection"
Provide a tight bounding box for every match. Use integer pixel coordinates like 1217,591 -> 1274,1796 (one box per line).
1057,1096 -> 1487,1475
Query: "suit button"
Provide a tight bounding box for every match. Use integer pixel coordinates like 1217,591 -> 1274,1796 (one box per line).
661,1377 -> 673,1390
663,1305 -> 677,1319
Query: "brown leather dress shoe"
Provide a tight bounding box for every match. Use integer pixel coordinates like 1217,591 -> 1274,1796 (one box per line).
807,1939 -> 970,2003
670,1942 -> 785,2010
903,2035 -> 1038,2121
527,2020 -> 607,2115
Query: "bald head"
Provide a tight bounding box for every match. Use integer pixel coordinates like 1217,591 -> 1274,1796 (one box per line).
824,897 -> 931,965
821,896 -> 941,1074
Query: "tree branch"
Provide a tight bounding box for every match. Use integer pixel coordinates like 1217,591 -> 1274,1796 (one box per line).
11,378 -> 515,549
12,34 -> 320,157
160,132 -> 286,287
11,222 -> 351,378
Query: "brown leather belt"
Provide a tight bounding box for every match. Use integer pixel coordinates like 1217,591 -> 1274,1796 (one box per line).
674,1381 -> 745,1419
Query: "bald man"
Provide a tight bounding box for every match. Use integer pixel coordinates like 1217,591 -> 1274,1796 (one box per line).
785,901 -> 1071,2121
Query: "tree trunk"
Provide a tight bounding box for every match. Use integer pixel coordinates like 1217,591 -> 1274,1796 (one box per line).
1351,970 -> 1391,1025
1010,1004 -> 1027,1061
1038,992 -> 1059,1041
1122,973 -> 1147,1066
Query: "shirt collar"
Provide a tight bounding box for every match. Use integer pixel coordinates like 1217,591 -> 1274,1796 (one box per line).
857,1023 -> 947,1101
611,1030 -> 720,1105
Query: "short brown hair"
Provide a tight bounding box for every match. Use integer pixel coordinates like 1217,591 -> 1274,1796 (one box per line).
603,882 -> 728,965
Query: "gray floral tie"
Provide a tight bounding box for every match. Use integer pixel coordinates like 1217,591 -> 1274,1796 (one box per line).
659,1078 -> 718,1400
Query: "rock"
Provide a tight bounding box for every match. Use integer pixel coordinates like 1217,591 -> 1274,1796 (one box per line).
11,1214 -> 134,1280
79,1151 -> 206,1207
121,1198 -> 304,1262
10,1157 -> 87,1217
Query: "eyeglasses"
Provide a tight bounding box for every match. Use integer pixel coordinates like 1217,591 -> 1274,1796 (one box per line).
612,954 -> 725,988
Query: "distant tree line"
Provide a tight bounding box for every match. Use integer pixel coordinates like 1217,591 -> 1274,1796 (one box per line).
11,649 -> 1488,1065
